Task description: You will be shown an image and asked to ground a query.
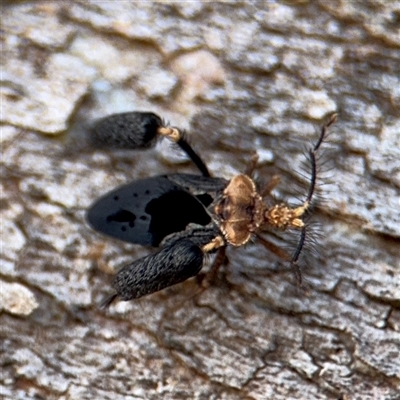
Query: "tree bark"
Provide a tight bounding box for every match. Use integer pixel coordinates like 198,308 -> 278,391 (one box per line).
1,2 -> 399,399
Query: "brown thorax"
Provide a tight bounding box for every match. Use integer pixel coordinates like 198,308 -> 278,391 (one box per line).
214,174 -> 309,247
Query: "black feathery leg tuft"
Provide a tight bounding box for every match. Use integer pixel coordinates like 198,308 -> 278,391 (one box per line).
91,112 -> 162,149
101,238 -> 204,306
90,111 -> 210,176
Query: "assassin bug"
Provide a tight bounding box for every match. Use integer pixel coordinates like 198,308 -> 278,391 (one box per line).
87,111 -> 337,307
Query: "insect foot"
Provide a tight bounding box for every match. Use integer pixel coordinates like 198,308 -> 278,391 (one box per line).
87,112 -> 337,306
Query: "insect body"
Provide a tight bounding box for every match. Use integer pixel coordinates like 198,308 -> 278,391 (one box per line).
87,112 -> 336,306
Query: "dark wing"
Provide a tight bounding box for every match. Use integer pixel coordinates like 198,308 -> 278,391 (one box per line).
87,175 -> 212,246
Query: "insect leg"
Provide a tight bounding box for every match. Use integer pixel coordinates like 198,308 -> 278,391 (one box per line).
91,111 -> 210,176
197,246 -> 227,292
260,174 -> 281,197
244,153 -> 259,176
174,136 -> 210,177
157,124 -> 209,176
91,112 -> 163,149
174,236 -> 226,302
100,238 -> 205,307
256,234 -> 291,261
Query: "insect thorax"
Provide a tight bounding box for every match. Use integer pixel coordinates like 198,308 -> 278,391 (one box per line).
214,174 -> 265,247
214,174 -> 309,247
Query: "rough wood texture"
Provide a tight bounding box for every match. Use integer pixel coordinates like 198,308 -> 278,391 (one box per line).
1,2 -> 399,399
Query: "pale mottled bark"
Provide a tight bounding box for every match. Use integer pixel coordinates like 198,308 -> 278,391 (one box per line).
1,2 -> 399,399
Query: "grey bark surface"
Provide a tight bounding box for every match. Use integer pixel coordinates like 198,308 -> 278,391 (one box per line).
1,2 -> 400,399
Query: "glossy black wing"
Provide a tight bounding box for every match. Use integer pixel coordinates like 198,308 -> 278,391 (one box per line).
87,175 -> 214,246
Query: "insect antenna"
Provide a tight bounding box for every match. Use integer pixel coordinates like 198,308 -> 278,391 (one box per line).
290,113 -> 337,285
304,113 -> 337,206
